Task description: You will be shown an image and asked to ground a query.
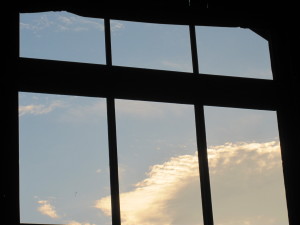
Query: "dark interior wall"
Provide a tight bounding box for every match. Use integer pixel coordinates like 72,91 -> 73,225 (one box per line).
3,3 -> 299,225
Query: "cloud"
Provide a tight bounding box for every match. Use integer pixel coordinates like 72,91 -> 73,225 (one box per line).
95,152 -> 201,225
37,200 -> 59,219
19,100 -> 65,116
66,220 -> 96,225
56,14 -> 104,32
161,60 -> 192,72
95,140 -> 286,225
116,100 -> 192,119
207,141 -> 281,174
58,100 -> 106,123
111,21 -> 125,31
20,12 -> 125,34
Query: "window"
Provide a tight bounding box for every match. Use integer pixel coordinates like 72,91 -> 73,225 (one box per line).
114,100 -> 203,224
13,9 -> 292,225
19,92 -> 111,225
111,21 -> 193,72
20,11 -> 106,64
204,106 -> 288,225
196,26 -> 273,79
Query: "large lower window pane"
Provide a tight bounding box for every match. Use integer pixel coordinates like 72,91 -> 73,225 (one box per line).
20,11 -> 106,64
111,20 -> 193,72
97,100 -> 203,224
196,26 -> 273,79
19,92 -> 111,225
204,106 -> 288,225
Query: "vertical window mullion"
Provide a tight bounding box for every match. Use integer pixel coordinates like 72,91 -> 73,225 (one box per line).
189,24 -> 214,225
107,98 -> 121,225
194,105 -> 214,225
105,18 -> 112,67
189,24 -> 199,74
105,18 -> 121,225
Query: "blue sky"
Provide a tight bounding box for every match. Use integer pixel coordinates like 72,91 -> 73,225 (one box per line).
19,11 -> 287,225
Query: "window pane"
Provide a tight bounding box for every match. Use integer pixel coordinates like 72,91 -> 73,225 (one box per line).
204,106 -> 288,225
96,100 -> 203,224
19,92 -> 111,225
20,11 -> 106,64
111,20 -> 193,72
196,27 -> 273,79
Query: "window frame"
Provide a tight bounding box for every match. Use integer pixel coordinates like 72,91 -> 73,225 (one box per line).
4,8 -> 297,225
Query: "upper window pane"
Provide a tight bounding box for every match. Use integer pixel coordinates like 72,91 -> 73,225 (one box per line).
20,11 -> 106,64
19,92 -> 111,225
196,26 -> 273,79
111,20 -> 193,72
204,106 -> 288,225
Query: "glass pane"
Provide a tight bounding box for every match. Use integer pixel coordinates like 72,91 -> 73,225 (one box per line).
196,26 -> 273,79
19,92 -> 111,225
111,20 -> 193,72
20,11 -> 106,64
96,100 -> 203,224
204,106 -> 288,225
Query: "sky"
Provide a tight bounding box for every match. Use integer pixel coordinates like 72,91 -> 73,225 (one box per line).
19,11 -> 287,225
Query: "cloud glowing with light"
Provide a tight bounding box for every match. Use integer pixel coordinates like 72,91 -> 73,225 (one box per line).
37,200 -> 59,219
95,141 -> 287,225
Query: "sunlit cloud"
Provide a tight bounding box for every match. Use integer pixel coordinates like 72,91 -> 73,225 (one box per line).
19,100 -> 65,116
207,141 -> 281,174
95,152 -> 201,225
37,200 -> 59,219
95,141 -> 285,225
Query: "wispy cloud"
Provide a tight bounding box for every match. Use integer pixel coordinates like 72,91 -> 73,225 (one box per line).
19,100 -> 65,116
58,100 -> 106,123
21,11 -> 124,33
95,141 -> 286,225
66,220 -> 96,225
37,200 -> 59,219
161,60 -> 192,72
111,21 -> 125,31
116,100 -> 192,119
56,14 -> 104,32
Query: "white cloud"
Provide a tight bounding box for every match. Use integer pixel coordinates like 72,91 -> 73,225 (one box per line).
19,100 -> 65,116
95,141 -> 287,225
37,200 -> 59,219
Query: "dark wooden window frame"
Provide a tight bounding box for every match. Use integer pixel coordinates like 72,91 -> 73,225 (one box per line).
3,6 -> 299,225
